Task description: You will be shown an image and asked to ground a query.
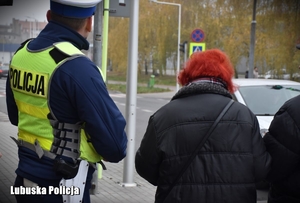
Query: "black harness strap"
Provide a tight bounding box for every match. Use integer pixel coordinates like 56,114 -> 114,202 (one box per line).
49,48 -> 70,64
13,38 -> 33,55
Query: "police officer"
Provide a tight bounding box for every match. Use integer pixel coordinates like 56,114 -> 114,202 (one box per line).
6,1 -> 128,202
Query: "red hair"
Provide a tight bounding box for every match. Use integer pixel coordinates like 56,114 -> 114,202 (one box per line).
178,49 -> 235,93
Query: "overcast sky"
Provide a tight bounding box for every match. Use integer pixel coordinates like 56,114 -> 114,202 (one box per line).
0,0 -> 49,25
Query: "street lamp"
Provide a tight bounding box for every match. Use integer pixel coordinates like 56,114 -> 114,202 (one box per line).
150,0 -> 181,92
26,16 -> 38,38
1,36 -> 5,61
248,0 -> 257,78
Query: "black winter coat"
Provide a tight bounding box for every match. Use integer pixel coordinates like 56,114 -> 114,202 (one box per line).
135,82 -> 271,203
263,95 -> 300,203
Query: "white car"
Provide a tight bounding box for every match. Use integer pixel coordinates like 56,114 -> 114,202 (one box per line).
232,79 -> 300,136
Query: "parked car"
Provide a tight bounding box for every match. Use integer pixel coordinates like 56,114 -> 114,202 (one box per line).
232,78 -> 300,189
0,64 -> 9,78
232,78 -> 300,136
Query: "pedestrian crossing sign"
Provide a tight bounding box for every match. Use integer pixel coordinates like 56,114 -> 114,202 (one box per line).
189,43 -> 206,56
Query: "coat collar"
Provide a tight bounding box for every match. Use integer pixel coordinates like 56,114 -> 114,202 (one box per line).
171,82 -> 232,101
27,21 -> 89,51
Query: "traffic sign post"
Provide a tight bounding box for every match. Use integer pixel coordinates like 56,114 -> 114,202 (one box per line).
296,36 -> 300,49
191,29 -> 205,42
189,42 -> 206,56
179,42 -> 187,53
179,41 -> 188,64
109,0 -> 131,17
188,28 -> 206,57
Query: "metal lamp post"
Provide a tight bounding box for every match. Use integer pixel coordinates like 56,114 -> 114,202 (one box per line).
26,16 -> 38,38
1,36 -> 5,62
150,0 -> 181,92
248,0 -> 257,78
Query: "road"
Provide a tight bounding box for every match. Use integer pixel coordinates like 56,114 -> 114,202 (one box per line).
0,78 -> 7,114
0,77 -> 171,152
108,90 -> 171,151
0,77 -> 268,202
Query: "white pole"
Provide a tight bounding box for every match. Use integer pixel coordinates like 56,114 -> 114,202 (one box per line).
26,16 -> 34,38
122,0 -> 139,187
150,0 -> 181,92
36,20 -> 39,34
29,21 -> 31,38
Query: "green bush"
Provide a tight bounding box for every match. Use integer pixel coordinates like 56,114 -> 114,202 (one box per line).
106,83 -> 171,94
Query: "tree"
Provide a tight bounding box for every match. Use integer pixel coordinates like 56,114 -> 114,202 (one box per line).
107,0 -> 300,79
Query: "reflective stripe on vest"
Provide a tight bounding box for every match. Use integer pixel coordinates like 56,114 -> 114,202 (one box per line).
10,41 -> 103,163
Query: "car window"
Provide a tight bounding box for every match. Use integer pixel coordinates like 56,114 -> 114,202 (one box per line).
0,65 -> 9,70
1,66 -> 8,70
238,85 -> 300,115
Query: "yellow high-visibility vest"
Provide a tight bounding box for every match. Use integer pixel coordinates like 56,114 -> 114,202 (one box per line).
10,41 -> 103,163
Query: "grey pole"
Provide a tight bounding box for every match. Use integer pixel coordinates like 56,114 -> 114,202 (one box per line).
248,0 -> 257,78
93,3 -> 103,70
150,0 -> 181,91
184,42 -> 187,65
121,0 -> 139,187
176,4 -> 181,91
90,2 -> 103,195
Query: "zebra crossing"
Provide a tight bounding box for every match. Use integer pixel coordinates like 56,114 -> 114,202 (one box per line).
0,91 -> 154,113
0,91 -> 124,98
109,93 -> 126,98
109,93 -> 154,113
0,90 -> 5,97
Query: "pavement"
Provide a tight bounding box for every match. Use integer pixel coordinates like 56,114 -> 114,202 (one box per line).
0,84 -> 268,203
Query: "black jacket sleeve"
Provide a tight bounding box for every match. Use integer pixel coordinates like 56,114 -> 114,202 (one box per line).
6,71 -> 18,126
251,114 -> 272,182
263,96 -> 300,184
135,116 -> 160,186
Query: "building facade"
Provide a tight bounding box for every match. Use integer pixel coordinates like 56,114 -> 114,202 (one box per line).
0,18 -> 47,63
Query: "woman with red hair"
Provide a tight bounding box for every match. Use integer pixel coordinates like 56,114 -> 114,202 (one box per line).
178,49 -> 235,93
135,49 -> 271,203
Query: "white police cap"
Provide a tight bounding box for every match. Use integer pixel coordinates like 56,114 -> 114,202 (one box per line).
50,0 -> 102,18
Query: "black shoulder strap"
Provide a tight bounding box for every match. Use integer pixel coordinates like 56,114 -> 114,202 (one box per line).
163,99 -> 234,202
13,38 -> 33,55
49,48 -> 70,64
14,39 -> 70,64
